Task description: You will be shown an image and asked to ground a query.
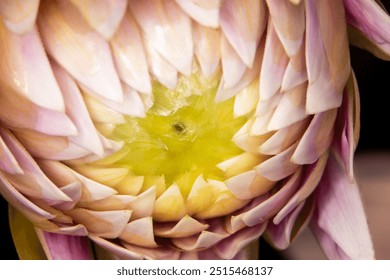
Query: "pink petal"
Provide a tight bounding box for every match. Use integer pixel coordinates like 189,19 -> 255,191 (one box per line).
193,24 -> 221,79
52,62 -> 104,156
110,12 -> 152,94
66,209 -> 131,239
172,219 -> 229,251
311,152 -> 375,259
220,0 -> 266,67
89,235 -> 142,260
256,143 -> 299,181
122,242 -> 180,260
260,118 -> 310,155
13,129 -> 91,161
266,199 -> 313,249
143,38 -> 178,89
129,0 -> 193,76
0,128 -> 72,204
0,172 -> 55,222
0,24 -> 65,112
221,33 -> 246,89
268,82 -> 308,131
305,0 -> 350,114
214,222 -> 267,259
265,0 -> 305,57
216,41 -> 264,102
0,135 -> 23,174
36,229 -> 93,260
120,217 -> 157,247
273,152 -> 329,224
154,215 -> 209,238
239,170 -> 302,227
0,0 -> 39,34
259,18 -> 289,101
70,0 -> 128,39
331,73 -> 360,179
38,0 -> 123,103
292,109 -> 337,164
176,0 -> 220,28
344,0 -> 390,56
281,44 -> 307,91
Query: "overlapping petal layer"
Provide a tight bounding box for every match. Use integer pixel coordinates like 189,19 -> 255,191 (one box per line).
0,0 -> 388,260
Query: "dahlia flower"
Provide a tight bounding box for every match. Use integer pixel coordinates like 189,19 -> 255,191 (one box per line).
0,0 -> 389,260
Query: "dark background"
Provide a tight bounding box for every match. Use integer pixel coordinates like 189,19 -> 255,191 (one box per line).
0,14 -> 389,260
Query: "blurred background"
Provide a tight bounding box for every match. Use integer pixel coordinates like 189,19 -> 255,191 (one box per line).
0,32 -> 389,261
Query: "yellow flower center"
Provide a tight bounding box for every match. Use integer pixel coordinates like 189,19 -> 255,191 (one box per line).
74,71 -> 269,222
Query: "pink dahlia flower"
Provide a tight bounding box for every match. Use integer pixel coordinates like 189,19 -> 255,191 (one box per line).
0,0 -> 389,260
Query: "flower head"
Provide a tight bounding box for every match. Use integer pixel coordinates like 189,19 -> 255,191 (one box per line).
0,0 -> 389,260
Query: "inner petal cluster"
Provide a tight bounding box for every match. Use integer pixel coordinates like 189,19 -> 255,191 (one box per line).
73,71 -> 269,222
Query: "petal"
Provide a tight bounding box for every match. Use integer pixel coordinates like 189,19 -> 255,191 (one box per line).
260,118 -> 310,155
8,206 -> 46,260
221,33 -> 246,89
88,83 -> 146,118
52,62 -> 104,156
143,38 -> 178,90
344,0 -> 390,57
0,0 -> 39,34
0,134 -> 23,174
292,109 -> 337,164
110,12 -> 152,94
256,143 -> 299,181
225,170 -> 275,200
259,18 -> 289,101
127,187 -> 156,220
66,209 -> 131,239
305,0 -> 350,114
0,172 -> 59,231
36,229 -> 93,260
281,44 -> 308,92
0,90 -> 76,136
266,198 -> 314,249
220,0 -> 266,67
13,129 -> 91,161
153,183 -> 186,222
233,78 -> 259,118
172,219 -> 229,251
89,235 -> 142,260
331,73 -> 360,179
273,152 -> 329,224
38,0 -> 123,103
267,82 -> 308,131
215,42 -> 264,102
0,128 -> 72,204
122,242 -> 180,260
175,0 -> 220,28
154,215 -> 209,238
214,222 -> 267,259
240,169 -> 302,226
119,217 -> 157,247
129,0 -> 193,76
0,22 -> 65,112
311,152 -> 374,259
70,0 -> 127,39
193,24 -> 221,79
265,0 -> 305,57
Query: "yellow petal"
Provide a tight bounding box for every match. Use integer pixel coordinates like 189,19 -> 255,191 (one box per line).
8,206 -> 47,260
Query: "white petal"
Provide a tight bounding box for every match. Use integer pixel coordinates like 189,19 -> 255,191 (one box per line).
129,0 -> 193,76
110,12 -> 152,94
38,0 -> 123,103
70,0 -> 128,39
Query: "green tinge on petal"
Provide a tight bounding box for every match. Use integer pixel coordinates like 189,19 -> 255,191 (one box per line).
98,72 -> 246,191
8,206 -> 47,260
